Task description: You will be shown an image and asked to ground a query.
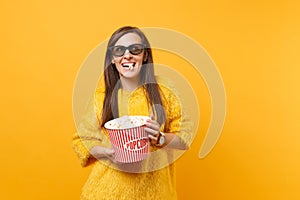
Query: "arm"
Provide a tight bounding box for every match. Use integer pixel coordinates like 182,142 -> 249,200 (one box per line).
146,86 -> 193,150
146,116 -> 188,150
72,92 -> 114,167
164,132 -> 188,150
89,146 -> 114,160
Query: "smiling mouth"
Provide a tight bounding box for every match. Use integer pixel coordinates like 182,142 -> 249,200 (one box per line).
122,63 -> 135,70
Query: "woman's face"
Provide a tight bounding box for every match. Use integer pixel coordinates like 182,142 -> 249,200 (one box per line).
112,33 -> 145,80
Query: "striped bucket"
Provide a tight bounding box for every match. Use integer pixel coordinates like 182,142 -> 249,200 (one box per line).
104,116 -> 150,163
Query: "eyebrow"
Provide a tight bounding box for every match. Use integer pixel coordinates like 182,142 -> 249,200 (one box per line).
114,41 -> 143,46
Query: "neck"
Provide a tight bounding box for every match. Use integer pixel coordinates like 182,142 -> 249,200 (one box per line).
119,76 -> 140,91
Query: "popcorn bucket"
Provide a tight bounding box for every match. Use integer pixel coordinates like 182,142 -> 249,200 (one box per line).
104,116 -> 150,163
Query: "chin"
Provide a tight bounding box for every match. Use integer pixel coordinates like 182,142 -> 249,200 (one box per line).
122,73 -> 139,79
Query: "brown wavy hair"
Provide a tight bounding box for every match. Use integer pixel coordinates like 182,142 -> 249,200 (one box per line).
100,26 -> 166,127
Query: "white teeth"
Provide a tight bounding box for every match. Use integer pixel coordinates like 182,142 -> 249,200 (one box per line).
123,63 -> 134,70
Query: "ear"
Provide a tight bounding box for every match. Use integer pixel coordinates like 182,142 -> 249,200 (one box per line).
112,59 -> 115,64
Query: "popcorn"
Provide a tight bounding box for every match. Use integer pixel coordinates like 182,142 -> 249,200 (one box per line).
123,63 -> 134,70
105,115 -> 148,130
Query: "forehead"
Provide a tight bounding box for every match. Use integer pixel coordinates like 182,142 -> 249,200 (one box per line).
115,33 -> 142,46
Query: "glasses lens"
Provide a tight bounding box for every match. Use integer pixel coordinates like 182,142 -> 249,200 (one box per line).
111,44 -> 144,57
129,44 -> 144,55
112,46 -> 126,56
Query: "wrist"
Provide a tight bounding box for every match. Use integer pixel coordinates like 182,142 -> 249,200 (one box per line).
155,132 -> 166,147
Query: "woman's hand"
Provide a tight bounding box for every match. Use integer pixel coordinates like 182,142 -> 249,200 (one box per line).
90,146 -> 144,172
89,146 -> 115,162
145,114 -> 161,145
144,115 -> 189,150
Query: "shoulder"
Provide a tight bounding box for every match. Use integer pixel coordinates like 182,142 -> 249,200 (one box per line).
94,75 -> 106,100
95,86 -> 105,98
94,86 -> 105,111
156,76 -> 179,100
156,76 -> 182,113
156,77 -> 182,121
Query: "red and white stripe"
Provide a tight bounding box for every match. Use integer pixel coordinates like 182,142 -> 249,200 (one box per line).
107,125 -> 149,163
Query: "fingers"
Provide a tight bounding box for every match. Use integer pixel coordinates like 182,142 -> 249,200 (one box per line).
148,134 -> 158,142
104,148 -> 115,160
146,122 -> 160,131
144,127 -> 159,135
92,147 -> 114,161
145,126 -> 160,142
103,148 -> 118,163
146,119 -> 160,131
145,118 -> 160,144
150,113 -> 154,120
104,148 -> 115,156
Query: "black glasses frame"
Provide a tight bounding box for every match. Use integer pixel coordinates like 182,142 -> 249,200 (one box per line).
109,43 -> 145,57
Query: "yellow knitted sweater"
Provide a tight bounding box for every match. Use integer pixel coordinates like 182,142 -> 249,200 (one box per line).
72,80 -> 192,200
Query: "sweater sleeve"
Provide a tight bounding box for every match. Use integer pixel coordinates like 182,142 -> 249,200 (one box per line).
72,90 -> 106,167
162,85 -> 194,148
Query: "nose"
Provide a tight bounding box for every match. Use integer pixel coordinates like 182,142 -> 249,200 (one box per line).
123,49 -> 132,59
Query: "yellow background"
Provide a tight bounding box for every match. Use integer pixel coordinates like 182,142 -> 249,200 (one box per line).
1,0 -> 300,199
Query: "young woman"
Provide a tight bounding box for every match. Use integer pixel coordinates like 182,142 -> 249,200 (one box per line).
72,26 -> 191,200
